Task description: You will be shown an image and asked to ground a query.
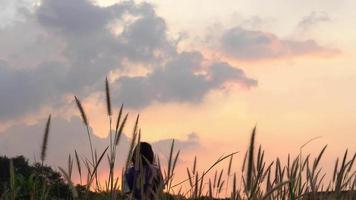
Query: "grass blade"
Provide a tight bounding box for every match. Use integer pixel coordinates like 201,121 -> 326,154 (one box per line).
41,114 -> 51,164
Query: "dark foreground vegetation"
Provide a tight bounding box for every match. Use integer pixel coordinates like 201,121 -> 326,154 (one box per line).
0,79 -> 355,200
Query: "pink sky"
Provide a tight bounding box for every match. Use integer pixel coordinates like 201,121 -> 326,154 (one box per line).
0,0 -> 355,190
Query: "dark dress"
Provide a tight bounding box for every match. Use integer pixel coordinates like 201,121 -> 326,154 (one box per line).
124,164 -> 164,200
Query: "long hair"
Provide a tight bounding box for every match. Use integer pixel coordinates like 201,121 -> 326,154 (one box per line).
131,142 -> 154,166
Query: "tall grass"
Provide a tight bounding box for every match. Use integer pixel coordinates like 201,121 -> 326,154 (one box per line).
40,115 -> 51,165
2,79 -> 355,200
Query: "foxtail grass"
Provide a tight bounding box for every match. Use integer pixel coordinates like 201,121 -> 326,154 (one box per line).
3,78 -> 355,200
40,114 -> 51,165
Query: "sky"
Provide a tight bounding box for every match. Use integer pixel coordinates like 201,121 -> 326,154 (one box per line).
0,0 -> 355,189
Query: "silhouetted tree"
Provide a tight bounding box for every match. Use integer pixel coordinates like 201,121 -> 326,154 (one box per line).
0,155 -> 71,199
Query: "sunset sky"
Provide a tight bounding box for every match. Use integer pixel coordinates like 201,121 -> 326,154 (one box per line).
1,0 -> 355,186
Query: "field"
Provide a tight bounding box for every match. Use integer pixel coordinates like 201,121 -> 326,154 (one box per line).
1,80 -> 355,200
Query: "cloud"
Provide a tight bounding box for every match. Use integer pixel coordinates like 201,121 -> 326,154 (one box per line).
220,26 -> 338,60
297,11 -> 330,32
153,132 -> 201,154
152,132 -> 201,166
0,0 -> 33,29
113,51 -> 257,107
0,116 -> 200,169
0,0 -> 256,122
37,0 -> 113,34
0,60 -> 70,120
119,8 -> 176,62
0,116 -> 115,167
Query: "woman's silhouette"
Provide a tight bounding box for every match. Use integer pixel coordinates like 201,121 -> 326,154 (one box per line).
124,142 -> 164,200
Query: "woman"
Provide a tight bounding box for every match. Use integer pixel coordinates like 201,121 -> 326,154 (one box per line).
124,142 -> 164,200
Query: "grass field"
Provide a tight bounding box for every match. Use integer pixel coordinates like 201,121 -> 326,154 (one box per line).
1,79 -> 355,200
